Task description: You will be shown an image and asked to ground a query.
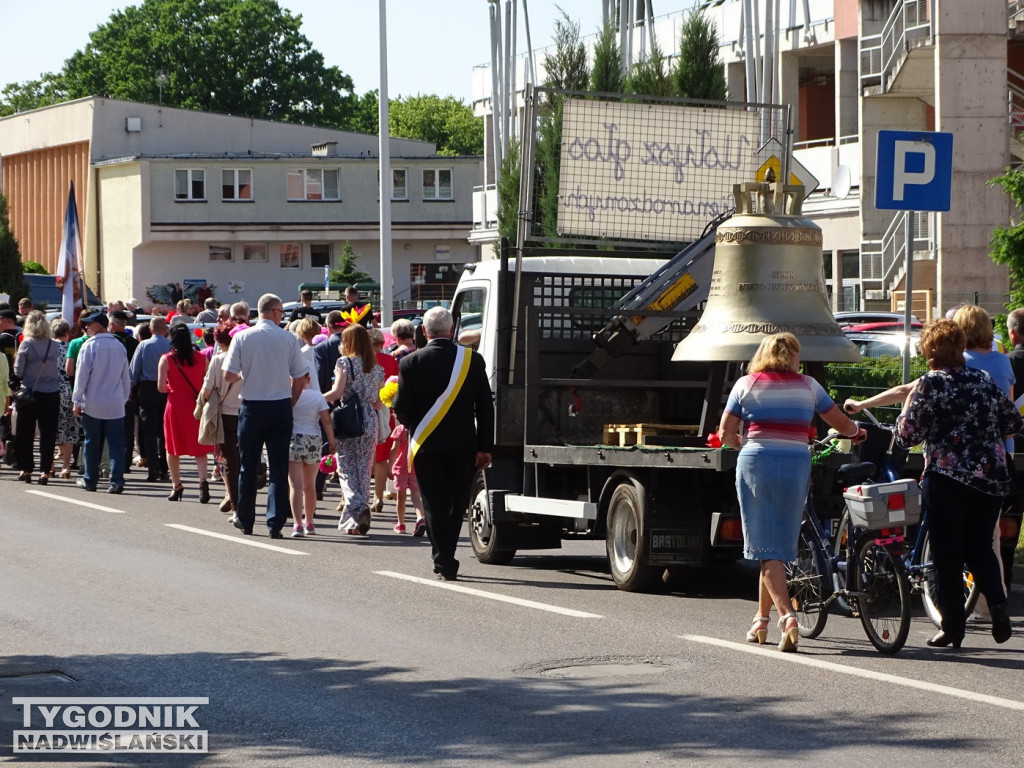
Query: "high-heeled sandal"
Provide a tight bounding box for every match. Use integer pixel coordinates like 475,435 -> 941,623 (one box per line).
167,484 -> 185,502
199,480 -> 210,504
18,472 -> 31,483
59,469 -> 72,479
745,616 -> 770,644
38,473 -> 50,486
778,614 -> 800,653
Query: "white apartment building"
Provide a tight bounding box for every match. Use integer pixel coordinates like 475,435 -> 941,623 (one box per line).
0,97 -> 482,308
471,0 -> 1023,318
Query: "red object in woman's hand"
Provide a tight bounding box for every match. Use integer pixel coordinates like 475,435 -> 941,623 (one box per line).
706,433 -> 722,448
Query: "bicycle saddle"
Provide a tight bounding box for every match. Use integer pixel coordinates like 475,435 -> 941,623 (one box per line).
834,461 -> 876,486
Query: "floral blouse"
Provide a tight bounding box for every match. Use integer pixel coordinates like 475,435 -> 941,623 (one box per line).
896,366 -> 1023,496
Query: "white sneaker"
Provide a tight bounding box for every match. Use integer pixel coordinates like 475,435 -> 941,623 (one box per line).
291,525 -> 304,538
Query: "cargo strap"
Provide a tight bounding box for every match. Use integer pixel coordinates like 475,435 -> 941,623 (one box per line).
408,345 -> 472,471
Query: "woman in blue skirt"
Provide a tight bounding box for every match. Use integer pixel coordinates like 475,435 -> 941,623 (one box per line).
718,333 -> 864,652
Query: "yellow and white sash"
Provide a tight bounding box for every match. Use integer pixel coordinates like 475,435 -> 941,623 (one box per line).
408,345 -> 472,471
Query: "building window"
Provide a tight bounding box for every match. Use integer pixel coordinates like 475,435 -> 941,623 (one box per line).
242,243 -> 267,263
280,243 -> 301,269
409,262 -> 461,301
392,169 -> 408,200
222,169 -> 252,200
287,169 -> 340,201
209,244 -> 232,262
175,169 -> 205,201
309,244 -> 331,269
422,169 -> 453,200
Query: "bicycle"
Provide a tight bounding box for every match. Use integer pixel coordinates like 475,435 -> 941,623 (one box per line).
785,434 -> 914,654
833,409 -> 979,628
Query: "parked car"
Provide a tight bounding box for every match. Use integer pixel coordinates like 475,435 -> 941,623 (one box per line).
845,331 -> 921,359
25,274 -> 101,313
843,320 -> 924,335
834,311 -> 920,329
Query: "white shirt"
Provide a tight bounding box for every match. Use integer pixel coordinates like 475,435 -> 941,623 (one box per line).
72,333 -> 131,419
292,387 -> 329,436
223,319 -> 306,401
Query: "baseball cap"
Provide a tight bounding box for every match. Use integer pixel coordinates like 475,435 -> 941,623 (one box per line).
0,309 -> 17,321
82,311 -> 109,328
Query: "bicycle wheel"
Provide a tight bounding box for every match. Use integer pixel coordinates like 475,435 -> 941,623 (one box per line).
830,509 -> 856,617
919,530 -> 981,629
855,534 -> 911,654
785,524 -> 830,639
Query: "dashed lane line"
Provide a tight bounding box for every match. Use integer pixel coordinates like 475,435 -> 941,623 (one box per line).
165,524 -> 310,556
375,570 -> 603,618
28,490 -> 127,514
681,634 -> 1024,712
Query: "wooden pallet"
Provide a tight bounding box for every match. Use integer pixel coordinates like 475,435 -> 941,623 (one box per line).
603,423 -> 700,447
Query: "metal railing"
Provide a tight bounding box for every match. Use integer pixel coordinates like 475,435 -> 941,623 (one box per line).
860,0 -> 931,91
860,211 -> 934,293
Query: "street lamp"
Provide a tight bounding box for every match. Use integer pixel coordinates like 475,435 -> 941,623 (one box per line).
155,70 -> 169,105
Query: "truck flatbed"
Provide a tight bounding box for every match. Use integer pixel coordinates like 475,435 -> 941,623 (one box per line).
524,444 -> 737,471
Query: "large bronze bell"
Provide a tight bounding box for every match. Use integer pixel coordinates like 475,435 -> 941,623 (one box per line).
672,183 -> 860,363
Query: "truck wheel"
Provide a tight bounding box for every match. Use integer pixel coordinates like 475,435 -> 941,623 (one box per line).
467,473 -> 516,565
605,482 -> 660,592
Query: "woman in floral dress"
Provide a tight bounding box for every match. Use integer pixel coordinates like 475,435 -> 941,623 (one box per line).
324,324 -> 384,535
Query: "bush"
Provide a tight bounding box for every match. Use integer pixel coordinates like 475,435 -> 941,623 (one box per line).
826,356 -> 928,423
22,261 -> 48,274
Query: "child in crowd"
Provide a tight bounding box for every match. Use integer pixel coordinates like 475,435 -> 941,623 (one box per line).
288,366 -> 335,537
389,422 -> 424,535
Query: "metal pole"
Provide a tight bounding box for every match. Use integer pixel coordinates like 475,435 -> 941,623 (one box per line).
510,0 -> 518,138
522,0 -> 535,86
378,0 -> 393,326
489,3 -> 504,179
902,210 -> 914,384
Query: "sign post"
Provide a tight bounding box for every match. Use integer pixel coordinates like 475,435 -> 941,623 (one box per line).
874,130 -> 954,383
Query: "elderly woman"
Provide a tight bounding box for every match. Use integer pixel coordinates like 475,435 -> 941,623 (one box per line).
896,319 -> 1023,648
51,318 -> 79,479
13,310 -> 63,484
718,333 -> 864,652
199,319 -> 242,513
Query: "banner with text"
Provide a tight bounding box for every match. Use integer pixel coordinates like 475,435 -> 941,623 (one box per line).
556,98 -> 763,244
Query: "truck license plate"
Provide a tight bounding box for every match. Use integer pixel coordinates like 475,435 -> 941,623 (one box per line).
648,529 -> 702,564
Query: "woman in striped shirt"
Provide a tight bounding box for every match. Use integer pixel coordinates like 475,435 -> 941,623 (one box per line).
718,333 -> 864,652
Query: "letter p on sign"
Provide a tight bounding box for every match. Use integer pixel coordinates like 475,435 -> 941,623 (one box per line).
875,130 -> 953,212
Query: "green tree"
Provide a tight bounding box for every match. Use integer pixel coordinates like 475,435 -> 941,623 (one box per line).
626,40 -> 674,98
543,12 -> 590,92
495,138 -> 521,255
988,164 -> 1024,311
0,195 -> 30,305
389,95 -> 483,156
11,0 -> 355,125
0,74 -> 67,117
674,9 -> 726,100
589,20 -> 624,94
328,242 -> 372,287
343,90 -> 380,135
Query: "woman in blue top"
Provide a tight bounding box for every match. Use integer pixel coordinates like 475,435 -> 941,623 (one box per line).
718,333 -> 864,652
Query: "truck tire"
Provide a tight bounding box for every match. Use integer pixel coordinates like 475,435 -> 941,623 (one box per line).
605,481 -> 661,592
467,473 -> 516,565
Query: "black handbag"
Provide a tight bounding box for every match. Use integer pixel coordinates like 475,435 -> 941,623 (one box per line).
12,341 -> 51,409
331,358 -> 365,439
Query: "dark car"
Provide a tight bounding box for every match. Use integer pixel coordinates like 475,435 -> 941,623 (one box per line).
24,274 -> 101,312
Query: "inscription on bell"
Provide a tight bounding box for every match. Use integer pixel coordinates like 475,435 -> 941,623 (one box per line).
737,282 -> 820,292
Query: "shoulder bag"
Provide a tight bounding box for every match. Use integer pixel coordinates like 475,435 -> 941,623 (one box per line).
331,357 -> 365,439
12,341 -> 52,409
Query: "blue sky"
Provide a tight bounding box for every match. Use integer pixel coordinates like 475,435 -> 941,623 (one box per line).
1,1 -> 692,104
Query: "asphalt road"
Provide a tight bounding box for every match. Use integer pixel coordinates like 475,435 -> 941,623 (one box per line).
2,466 -> 1023,767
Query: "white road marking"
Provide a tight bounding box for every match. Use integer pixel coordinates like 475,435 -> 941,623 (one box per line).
375,570 -> 603,618
165,524 -> 309,556
681,634 -> 1024,712
27,490 -> 127,514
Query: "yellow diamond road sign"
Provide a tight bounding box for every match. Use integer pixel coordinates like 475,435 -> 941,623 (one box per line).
754,151 -> 819,200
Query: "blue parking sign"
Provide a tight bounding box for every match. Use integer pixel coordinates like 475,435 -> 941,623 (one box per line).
875,130 -> 953,212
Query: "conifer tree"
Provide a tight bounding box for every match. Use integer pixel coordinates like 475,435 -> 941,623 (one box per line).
674,9 -> 726,100
0,194 -> 29,304
590,21 -> 624,94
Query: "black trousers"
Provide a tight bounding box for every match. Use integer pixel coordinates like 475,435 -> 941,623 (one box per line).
137,381 -> 168,478
14,390 -> 60,474
123,393 -> 138,467
413,451 -> 476,576
922,472 -> 1007,639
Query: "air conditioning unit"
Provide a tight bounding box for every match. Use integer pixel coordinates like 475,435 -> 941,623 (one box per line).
126,117 -> 142,133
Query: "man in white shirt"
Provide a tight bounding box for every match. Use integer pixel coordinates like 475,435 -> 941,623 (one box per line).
72,312 -> 131,493
224,294 -> 306,537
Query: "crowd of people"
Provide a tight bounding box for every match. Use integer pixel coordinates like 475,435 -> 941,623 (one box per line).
0,288 -> 495,581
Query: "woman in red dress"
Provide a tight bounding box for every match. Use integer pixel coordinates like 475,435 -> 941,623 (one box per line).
369,328 -> 399,518
158,323 -> 214,502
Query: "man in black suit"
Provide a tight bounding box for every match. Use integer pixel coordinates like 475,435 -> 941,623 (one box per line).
393,306 -> 493,580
